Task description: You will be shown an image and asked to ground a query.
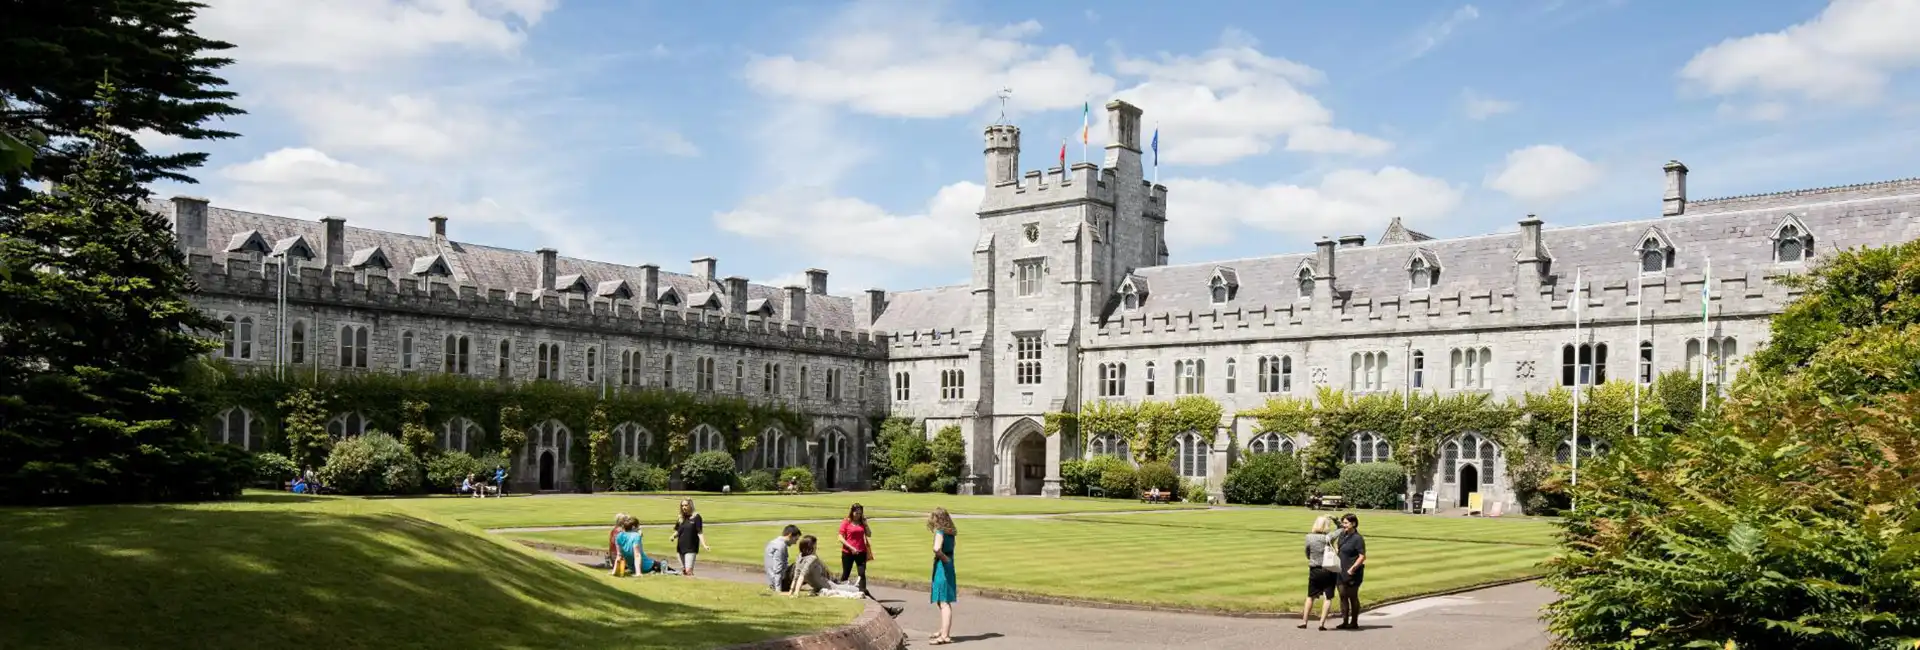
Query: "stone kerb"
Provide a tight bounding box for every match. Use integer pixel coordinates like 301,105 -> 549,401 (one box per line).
718,599 -> 906,650
191,252 -> 888,359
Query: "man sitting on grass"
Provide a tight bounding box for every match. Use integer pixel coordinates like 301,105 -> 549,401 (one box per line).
764,525 -> 802,592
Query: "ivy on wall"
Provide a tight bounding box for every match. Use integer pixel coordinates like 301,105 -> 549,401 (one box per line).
1047,395 -> 1225,465
191,364 -> 814,489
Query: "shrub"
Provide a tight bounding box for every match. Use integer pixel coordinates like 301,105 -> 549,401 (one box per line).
609,459 -> 668,492
778,466 -> 816,492
1338,462 -> 1405,509
1133,461 -> 1178,495
1222,452 -> 1302,506
1089,456 -> 1137,499
253,452 -> 299,487
423,451 -> 485,492
678,451 -> 738,492
903,462 -> 939,493
929,425 -> 967,481
1313,478 -> 1342,498
888,431 -> 930,479
317,432 -> 421,495
930,476 -> 957,495
740,469 -> 777,492
1058,459 -> 1092,496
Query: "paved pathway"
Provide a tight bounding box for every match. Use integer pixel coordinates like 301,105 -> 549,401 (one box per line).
490,506 -> 1215,534
548,549 -> 1553,649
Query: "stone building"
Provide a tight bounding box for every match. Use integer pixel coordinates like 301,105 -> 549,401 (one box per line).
173,99 -> 1920,508
873,100 -> 1920,512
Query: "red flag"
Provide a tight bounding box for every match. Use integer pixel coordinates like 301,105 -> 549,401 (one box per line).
1059,139 -> 1067,169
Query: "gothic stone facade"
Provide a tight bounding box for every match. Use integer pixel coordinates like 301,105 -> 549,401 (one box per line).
173,100 -> 1920,508
874,100 -> 1920,512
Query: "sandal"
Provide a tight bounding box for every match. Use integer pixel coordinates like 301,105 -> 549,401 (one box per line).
927,636 -> 950,645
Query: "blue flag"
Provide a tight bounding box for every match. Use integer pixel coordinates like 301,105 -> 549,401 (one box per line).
1150,128 -> 1159,167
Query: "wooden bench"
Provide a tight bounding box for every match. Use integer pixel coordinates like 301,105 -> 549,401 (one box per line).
1309,494 -> 1346,510
1140,491 -> 1170,504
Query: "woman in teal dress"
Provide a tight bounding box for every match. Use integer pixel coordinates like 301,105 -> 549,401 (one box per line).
926,507 -> 958,645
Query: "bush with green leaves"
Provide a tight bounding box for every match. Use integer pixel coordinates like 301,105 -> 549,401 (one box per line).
253,452 -> 299,487
929,425 -> 966,480
778,466 -> 815,492
1088,456 -> 1136,498
1180,478 -> 1209,503
1058,459 -> 1093,496
1133,461 -> 1178,495
1313,478 -> 1342,497
316,432 -> 421,495
423,451 -> 485,492
677,451 -> 737,492
739,469 -> 777,492
903,462 -> 939,493
888,430 -> 931,479
930,476 -> 957,494
1338,462 -> 1405,509
1222,452 -> 1302,506
608,459 -> 668,492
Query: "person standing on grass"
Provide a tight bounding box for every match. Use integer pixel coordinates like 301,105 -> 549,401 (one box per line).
670,498 -> 709,576
765,525 -> 803,592
926,507 -> 959,645
1299,515 -> 1340,630
838,503 -> 874,595
1335,513 -> 1368,630
493,466 -> 506,497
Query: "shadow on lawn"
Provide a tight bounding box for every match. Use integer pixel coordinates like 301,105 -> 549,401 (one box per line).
0,506 -> 831,650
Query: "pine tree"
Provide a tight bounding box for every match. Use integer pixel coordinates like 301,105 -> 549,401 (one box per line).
0,0 -> 242,193
0,81 -> 243,504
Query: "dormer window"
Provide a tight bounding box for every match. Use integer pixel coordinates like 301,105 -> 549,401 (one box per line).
1122,287 -> 1140,311
1296,267 -> 1315,299
1208,267 -> 1239,304
1408,249 -> 1440,290
1771,216 -> 1813,264
1118,274 -> 1148,312
1209,276 -> 1228,303
225,230 -> 271,255
410,254 -> 452,277
1636,226 -> 1675,274
657,288 -> 682,307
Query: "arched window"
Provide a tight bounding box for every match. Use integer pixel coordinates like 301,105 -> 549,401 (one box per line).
761,428 -> 788,469
1411,350 -> 1426,389
1560,343 -> 1608,386
824,430 -> 851,484
585,346 -> 599,383
327,412 -> 367,438
735,359 -> 746,393
400,331 -> 416,369
441,417 -> 483,452
237,317 -> 254,360
1640,239 -> 1667,273
1175,432 -> 1209,478
497,339 -> 512,379
221,315 -> 236,358
1224,357 -> 1237,394
1775,224 -> 1808,263
536,342 -> 562,380
1209,276 -> 1229,304
1410,259 -> 1431,290
1450,347 -> 1492,389
1349,351 -> 1387,392
1246,432 -> 1295,456
442,334 -> 470,374
527,420 -> 571,466
1144,361 -> 1157,396
1344,432 -> 1391,464
208,407 -> 256,450
1556,435 -> 1609,464
1088,433 -> 1131,460
662,353 -> 675,389
1097,362 -> 1127,397
1297,267 -> 1315,299
612,422 -> 650,459
1440,433 -> 1498,484
338,325 -> 368,368
289,321 -> 306,364
1258,355 -> 1291,393
1122,286 -> 1140,311
689,424 -> 724,455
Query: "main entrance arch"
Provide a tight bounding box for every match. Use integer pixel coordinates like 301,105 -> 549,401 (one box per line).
996,418 -> 1047,496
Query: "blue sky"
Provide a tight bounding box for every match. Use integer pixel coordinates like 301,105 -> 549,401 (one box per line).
148,0 -> 1920,293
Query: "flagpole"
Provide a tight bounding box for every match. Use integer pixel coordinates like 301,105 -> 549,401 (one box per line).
1632,273 -> 1643,436
1700,256 -> 1711,411
1571,269 -> 1582,494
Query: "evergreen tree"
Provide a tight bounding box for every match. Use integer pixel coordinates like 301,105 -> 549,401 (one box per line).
278,389 -> 331,472
0,0 -> 242,192
0,81 -> 243,504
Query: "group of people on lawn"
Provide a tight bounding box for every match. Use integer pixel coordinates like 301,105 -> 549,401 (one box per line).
604,500 -> 961,645
1301,513 -> 1369,631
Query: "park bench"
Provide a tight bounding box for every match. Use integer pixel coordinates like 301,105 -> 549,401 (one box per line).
1140,490 -> 1170,504
1310,494 -> 1345,510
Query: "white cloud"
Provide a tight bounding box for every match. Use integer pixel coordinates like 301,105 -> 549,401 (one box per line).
133,128 -> 187,153
1404,5 -> 1481,61
1484,145 -> 1602,204
1679,0 -> 1920,107
1460,89 -> 1516,120
277,93 -> 506,162
715,182 -> 984,269
1112,29 -> 1392,165
221,148 -> 383,187
1166,168 -> 1464,250
193,0 -> 557,72
743,3 -> 1113,118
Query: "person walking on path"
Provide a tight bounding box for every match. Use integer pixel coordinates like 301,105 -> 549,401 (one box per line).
1335,513 -> 1368,630
765,525 -> 802,592
1300,515 -> 1340,630
927,507 -> 959,645
670,498 -> 709,576
838,503 -> 874,595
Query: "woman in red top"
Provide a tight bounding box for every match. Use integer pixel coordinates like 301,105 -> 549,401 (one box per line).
837,503 -> 872,595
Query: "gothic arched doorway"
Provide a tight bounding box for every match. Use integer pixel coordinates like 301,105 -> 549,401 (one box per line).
1012,433 -> 1045,495
823,457 -> 838,490
1458,464 -> 1479,508
539,451 -> 557,491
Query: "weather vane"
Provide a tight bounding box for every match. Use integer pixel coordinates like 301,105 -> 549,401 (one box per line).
996,87 -> 1013,124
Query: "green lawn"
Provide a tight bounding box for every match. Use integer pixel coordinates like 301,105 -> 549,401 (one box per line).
510,507 -> 1555,614
647,492 -> 1209,517
0,492 -> 859,650
393,494 -> 854,529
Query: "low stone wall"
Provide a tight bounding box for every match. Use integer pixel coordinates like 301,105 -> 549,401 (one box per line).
720,599 -> 905,650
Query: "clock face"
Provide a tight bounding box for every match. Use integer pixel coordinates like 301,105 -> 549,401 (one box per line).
1024,223 -> 1039,242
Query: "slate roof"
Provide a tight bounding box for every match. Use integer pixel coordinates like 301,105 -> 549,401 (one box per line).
871,285 -> 972,333
1120,181 -> 1920,318
167,204 -> 866,331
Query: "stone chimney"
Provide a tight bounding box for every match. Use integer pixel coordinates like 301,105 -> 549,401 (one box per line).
984,124 -> 1021,186
1101,100 -> 1145,176
724,276 -> 749,314
1662,160 -> 1689,217
169,196 -> 209,250
806,268 -> 828,295
537,248 -> 558,293
1313,237 -> 1337,310
1515,215 -> 1551,296
321,217 -> 346,267
1338,234 -> 1367,249
866,289 -> 888,325
692,256 -> 717,283
429,215 -> 448,238
785,286 -> 808,325
639,264 -> 660,305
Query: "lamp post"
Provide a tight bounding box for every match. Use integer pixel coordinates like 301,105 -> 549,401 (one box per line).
269,250 -> 289,380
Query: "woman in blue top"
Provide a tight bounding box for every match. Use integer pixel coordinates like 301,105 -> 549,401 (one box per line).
926,507 -> 958,645
613,517 -> 660,575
